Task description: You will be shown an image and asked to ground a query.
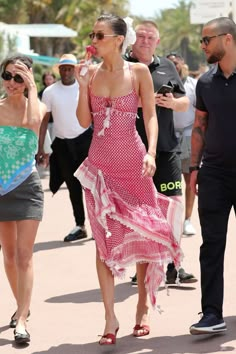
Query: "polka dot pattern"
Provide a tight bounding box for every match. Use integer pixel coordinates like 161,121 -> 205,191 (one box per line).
74,68 -> 183,306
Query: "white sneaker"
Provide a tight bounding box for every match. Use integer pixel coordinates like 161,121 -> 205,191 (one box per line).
183,219 -> 196,236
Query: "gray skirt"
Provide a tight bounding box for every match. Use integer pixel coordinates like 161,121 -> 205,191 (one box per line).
0,172 -> 44,221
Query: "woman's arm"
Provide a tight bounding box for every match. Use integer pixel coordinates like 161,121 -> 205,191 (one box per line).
27,84 -> 41,127
76,87 -> 92,128
135,63 -> 158,177
15,61 -> 41,127
138,64 -> 158,158
74,64 -> 95,128
36,110 -> 50,165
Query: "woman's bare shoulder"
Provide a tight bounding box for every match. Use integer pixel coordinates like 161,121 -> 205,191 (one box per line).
128,62 -> 150,82
0,98 -> 8,118
128,62 -> 148,71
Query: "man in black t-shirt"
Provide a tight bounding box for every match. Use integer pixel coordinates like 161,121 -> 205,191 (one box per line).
125,20 -> 197,287
189,17 -> 236,335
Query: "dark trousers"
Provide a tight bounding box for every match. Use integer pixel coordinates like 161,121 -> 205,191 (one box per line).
198,166 -> 236,318
50,128 -> 92,226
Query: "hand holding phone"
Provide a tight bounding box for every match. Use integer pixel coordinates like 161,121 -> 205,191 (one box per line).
157,84 -> 173,96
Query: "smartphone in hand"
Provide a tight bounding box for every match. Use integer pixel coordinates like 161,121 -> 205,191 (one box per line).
157,84 -> 173,95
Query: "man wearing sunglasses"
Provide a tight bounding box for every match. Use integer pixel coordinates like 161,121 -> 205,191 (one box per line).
37,54 -> 93,242
189,17 -> 236,335
125,20 -> 197,286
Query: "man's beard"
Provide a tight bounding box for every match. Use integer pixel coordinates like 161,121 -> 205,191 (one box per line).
207,49 -> 225,64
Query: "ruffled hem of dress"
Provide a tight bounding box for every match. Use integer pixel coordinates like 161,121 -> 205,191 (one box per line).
74,159 -> 183,307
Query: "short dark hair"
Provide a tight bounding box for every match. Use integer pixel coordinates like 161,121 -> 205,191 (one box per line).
205,17 -> 236,41
0,54 -> 33,74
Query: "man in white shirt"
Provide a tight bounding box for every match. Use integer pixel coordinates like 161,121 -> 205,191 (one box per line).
37,54 -> 93,241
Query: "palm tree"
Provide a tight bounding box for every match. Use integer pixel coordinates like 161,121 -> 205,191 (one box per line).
0,0 -> 27,23
55,0 -> 129,57
0,0 -> 130,58
23,0 -> 129,57
154,0 -> 202,68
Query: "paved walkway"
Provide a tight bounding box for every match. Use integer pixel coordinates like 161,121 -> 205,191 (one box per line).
1,177 -> 236,354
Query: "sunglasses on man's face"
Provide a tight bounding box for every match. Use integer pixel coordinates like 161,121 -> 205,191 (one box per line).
1,71 -> 24,83
89,32 -> 117,40
200,33 -> 227,46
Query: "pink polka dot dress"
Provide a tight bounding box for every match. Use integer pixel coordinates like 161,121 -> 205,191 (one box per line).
74,63 -> 183,307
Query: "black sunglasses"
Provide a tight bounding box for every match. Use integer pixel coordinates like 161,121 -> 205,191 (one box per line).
200,33 -> 227,46
89,32 -> 117,40
1,71 -> 24,83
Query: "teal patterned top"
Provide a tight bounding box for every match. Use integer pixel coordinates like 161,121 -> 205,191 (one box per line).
0,126 -> 38,195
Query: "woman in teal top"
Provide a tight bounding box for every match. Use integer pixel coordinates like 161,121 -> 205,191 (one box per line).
0,54 -> 46,344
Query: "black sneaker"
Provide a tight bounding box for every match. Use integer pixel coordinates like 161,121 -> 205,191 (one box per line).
178,268 -> 198,283
166,267 -> 178,284
130,274 -> 137,285
64,226 -> 87,242
166,267 -> 197,284
190,313 -> 227,335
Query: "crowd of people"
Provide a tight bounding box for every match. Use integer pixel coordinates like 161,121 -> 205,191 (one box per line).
0,12 -> 235,347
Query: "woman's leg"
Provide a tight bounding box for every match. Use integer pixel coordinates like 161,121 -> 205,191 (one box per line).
96,248 -> 119,342
0,222 -> 18,301
133,263 -> 150,336
15,219 -> 40,334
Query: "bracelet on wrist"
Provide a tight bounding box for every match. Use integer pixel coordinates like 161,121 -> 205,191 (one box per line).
189,166 -> 200,173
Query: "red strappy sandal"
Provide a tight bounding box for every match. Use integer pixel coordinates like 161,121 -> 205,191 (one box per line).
99,327 -> 119,345
133,324 -> 150,337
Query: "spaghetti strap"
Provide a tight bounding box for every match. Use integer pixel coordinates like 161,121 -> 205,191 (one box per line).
89,62 -> 135,94
89,64 -> 101,93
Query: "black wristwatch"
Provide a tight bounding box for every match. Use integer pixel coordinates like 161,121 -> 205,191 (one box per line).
189,166 -> 200,173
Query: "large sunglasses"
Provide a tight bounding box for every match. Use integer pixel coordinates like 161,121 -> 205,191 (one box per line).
89,32 -> 117,40
200,33 -> 227,46
1,71 -> 24,83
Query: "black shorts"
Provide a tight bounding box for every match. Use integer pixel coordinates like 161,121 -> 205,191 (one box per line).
153,151 -> 182,196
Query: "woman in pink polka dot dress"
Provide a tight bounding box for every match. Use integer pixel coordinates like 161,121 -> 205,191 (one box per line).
74,14 -> 183,345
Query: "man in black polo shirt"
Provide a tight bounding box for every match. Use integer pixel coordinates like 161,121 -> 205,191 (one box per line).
125,20 -> 196,285
189,17 -> 236,335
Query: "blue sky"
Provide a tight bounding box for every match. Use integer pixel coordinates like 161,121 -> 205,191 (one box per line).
129,0 -> 183,17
